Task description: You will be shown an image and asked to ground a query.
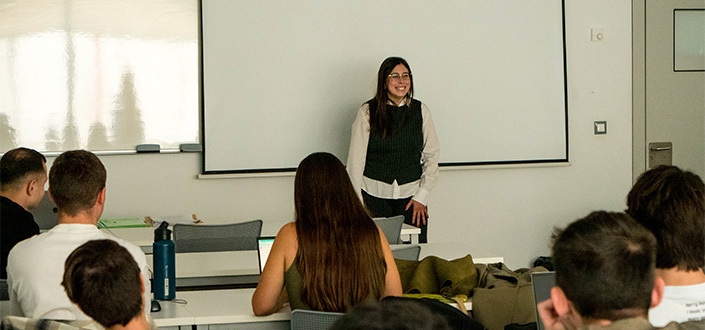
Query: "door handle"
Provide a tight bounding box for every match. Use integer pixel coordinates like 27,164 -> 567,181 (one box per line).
648,142 -> 672,168
650,146 -> 672,151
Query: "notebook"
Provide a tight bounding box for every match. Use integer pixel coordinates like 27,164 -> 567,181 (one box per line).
257,236 -> 276,273
531,271 -> 556,330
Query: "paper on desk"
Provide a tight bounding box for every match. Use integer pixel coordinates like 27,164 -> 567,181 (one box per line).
146,214 -> 202,227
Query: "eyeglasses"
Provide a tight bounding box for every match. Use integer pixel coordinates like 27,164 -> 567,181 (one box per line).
388,73 -> 411,81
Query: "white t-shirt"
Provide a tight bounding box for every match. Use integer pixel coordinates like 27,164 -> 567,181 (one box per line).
649,282 -> 705,326
7,223 -> 151,320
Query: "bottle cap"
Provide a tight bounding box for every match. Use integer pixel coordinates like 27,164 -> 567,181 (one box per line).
154,221 -> 171,241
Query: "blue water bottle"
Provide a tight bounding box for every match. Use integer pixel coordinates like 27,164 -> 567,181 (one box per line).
153,221 -> 175,300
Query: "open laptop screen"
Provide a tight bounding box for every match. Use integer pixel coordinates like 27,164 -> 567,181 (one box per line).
532,271 -> 556,330
257,236 -> 276,273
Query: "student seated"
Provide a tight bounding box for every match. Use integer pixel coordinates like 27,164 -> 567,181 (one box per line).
626,166 -> 705,326
538,211 -> 705,330
62,239 -> 154,330
251,152 -> 402,315
6,150 -> 150,319
0,147 -> 46,279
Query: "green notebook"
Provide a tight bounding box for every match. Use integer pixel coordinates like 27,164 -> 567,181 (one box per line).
98,217 -> 149,228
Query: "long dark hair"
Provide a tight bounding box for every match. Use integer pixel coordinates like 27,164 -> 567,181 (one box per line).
294,152 -> 386,312
367,57 -> 414,137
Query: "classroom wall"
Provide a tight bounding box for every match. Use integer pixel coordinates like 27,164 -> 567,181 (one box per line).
44,0 -> 632,269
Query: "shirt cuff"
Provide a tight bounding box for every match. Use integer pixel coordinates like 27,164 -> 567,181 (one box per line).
412,188 -> 431,206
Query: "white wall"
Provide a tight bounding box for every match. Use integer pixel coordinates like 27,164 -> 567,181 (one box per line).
44,0 -> 633,269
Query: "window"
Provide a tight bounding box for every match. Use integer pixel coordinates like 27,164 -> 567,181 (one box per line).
0,0 -> 199,153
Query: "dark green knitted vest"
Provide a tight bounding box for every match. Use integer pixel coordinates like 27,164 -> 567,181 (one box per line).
363,99 -> 423,185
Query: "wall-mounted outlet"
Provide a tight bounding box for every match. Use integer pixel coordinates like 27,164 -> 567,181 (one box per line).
594,121 -> 607,134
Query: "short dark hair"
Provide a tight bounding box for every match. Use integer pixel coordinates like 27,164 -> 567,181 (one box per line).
0,147 -> 46,191
329,298 -> 450,330
62,239 -> 142,327
49,150 -> 106,216
626,165 -> 705,271
552,211 -> 657,321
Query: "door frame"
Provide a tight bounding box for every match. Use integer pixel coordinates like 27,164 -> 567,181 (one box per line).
633,0 -> 647,182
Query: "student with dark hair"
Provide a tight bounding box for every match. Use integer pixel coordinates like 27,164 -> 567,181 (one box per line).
347,57 -> 440,243
626,165 -> 705,326
0,147 -> 46,279
252,152 -> 402,316
538,211 -> 705,329
62,239 -> 152,330
330,298 -> 451,330
7,150 -> 150,320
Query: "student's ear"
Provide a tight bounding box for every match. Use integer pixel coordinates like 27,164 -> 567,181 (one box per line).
651,276 -> 665,309
25,179 -> 36,196
551,286 -> 571,317
48,187 -> 55,202
96,187 -> 106,206
140,273 -> 145,295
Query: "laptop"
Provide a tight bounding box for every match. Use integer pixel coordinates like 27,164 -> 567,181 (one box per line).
256,236 -> 276,273
531,271 -> 556,330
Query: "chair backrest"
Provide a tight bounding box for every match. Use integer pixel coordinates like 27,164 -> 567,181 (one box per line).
173,219 -> 263,253
1,316 -> 85,330
0,279 -> 8,301
373,215 -> 404,244
290,309 -> 344,330
391,245 -> 421,261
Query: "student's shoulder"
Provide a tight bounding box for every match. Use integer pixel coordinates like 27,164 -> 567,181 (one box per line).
415,100 -> 431,114
357,101 -> 375,114
8,230 -> 47,253
96,232 -> 147,263
277,222 -> 297,240
663,320 -> 705,330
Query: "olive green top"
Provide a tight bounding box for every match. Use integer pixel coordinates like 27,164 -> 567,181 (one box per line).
285,256 -> 380,311
285,257 -> 310,311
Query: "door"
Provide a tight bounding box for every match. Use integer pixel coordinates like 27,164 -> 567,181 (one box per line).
643,0 -> 705,177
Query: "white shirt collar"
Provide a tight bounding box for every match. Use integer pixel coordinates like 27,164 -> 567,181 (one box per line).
386,98 -> 409,107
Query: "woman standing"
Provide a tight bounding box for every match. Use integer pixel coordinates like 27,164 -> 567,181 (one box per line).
252,152 -> 402,316
347,57 -> 440,243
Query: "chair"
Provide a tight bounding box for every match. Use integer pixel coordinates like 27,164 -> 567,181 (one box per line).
373,215 -> 404,244
391,245 -> 421,261
290,309 -> 344,330
1,316 -> 87,330
173,219 -> 262,253
0,279 -> 8,301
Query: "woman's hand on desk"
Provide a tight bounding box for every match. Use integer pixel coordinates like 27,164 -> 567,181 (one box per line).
405,199 -> 428,226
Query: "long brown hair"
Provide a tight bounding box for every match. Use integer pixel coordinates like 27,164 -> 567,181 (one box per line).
367,57 -> 414,137
294,152 -> 387,312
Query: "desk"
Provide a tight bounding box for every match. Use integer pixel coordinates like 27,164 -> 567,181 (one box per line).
418,243 -> 504,264
153,244 -> 492,280
151,299 -> 193,329
147,251 -> 258,278
147,251 -> 260,290
147,245 -> 500,291
104,222 -> 421,254
152,288 -> 290,330
153,288 -> 472,330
